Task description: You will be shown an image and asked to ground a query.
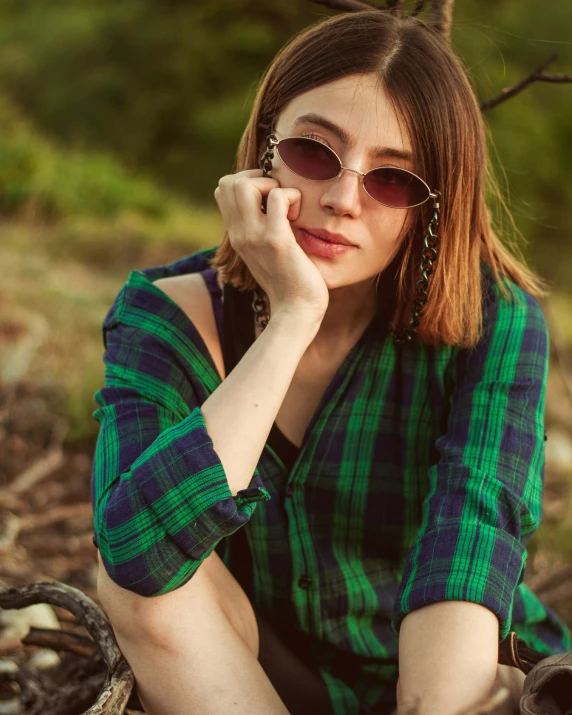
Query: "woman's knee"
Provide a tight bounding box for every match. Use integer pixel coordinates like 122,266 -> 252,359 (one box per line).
95,551 -> 214,646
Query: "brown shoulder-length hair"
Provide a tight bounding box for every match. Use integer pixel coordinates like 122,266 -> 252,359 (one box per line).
209,10 -> 545,349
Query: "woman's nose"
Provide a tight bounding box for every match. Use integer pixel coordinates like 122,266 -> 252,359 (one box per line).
319,169 -> 364,217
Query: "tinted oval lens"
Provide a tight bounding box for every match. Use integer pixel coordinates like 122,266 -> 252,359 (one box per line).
364,167 -> 429,208
277,138 -> 340,180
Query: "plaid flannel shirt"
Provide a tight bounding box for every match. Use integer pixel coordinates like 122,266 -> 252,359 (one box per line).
91,246 -> 570,714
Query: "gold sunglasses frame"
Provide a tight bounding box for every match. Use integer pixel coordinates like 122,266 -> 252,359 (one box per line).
268,134 -> 439,210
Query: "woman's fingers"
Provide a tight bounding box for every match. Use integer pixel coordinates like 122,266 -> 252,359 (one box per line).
233,175 -> 280,223
265,188 -> 302,238
213,170 -> 328,320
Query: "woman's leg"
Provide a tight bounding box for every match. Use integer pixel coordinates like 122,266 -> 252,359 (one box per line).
494,665 -> 526,715
396,665 -> 525,714
96,549 -> 290,715
255,612 -> 334,714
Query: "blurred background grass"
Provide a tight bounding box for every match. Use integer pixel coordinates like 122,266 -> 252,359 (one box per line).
0,0 -> 571,578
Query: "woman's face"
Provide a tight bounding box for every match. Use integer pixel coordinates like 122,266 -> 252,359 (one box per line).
271,73 -> 417,290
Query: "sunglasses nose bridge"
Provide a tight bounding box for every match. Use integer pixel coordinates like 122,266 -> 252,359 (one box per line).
339,165 -> 366,179
336,166 -> 367,196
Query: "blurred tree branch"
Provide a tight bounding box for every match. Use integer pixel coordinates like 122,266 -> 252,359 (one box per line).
480,54 -> 572,112
309,0 -> 572,110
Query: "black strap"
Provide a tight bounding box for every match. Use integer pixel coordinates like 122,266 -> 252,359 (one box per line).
221,281 -> 256,377
220,281 -> 256,598
498,631 -> 549,674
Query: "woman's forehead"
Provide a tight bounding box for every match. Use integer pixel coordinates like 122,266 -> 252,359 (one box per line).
276,74 -> 411,157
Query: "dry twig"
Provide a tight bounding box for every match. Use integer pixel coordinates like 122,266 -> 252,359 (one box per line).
480,54 -> 572,112
23,627 -> 98,658
426,0 -> 454,38
10,417 -> 69,497
410,0 -> 428,16
19,502 -> 93,532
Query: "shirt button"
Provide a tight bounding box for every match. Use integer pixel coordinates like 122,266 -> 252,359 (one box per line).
298,575 -> 312,589
285,483 -> 294,496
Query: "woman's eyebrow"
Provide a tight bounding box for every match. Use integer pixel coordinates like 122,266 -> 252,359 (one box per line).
292,112 -> 413,162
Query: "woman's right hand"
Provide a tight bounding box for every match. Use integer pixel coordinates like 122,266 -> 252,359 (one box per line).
214,169 -> 329,325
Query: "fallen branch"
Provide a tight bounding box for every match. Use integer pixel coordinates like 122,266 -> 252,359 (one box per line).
19,502 -> 93,532
18,532 -> 95,558
9,417 -> 69,496
0,581 -> 134,714
23,626 -> 98,658
0,582 -> 115,664
10,449 -> 65,497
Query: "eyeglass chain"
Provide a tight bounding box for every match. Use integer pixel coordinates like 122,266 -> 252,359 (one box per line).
250,135 -> 277,330
251,134 -> 441,343
393,192 -> 441,344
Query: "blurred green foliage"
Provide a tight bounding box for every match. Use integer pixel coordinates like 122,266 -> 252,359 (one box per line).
0,93 -> 177,220
0,0 -> 571,286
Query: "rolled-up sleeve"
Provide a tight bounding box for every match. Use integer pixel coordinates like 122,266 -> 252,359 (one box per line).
392,283 -> 548,640
91,319 -> 270,597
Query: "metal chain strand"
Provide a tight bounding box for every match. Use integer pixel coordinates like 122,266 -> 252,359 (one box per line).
253,197 -> 442,336
394,193 -> 441,344
252,289 -> 270,330
260,134 -> 278,184
252,134 -> 278,328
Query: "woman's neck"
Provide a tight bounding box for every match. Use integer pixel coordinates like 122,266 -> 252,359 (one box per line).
253,277 -> 380,351
321,280 -> 378,337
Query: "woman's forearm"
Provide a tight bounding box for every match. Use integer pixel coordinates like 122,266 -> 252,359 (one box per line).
397,601 -> 499,715
201,310 -> 319,498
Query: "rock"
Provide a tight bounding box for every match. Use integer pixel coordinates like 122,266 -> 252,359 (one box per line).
27,647 -> 60,669
0,602 -> 60,642
0,659 -> 18,674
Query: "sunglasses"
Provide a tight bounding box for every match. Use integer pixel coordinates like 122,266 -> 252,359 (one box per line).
264,134 -> 438,209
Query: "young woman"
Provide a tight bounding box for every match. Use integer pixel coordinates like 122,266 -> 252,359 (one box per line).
92,10 -> 570,715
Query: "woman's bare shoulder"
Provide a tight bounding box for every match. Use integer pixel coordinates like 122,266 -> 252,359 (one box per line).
153,273 -> 226,380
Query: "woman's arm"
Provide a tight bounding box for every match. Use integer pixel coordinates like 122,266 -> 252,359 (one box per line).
92,275 -> 319,597
200,307 -> 317,498
391,277 -> 549,712
392,280 -> 549,641
397,601 -> 499,715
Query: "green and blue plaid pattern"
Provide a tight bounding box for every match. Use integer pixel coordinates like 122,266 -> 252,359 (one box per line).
91,247 -> 570,714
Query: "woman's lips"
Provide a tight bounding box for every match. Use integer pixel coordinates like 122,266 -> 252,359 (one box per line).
296,228 -> 357,258
300,227 -> 356,246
